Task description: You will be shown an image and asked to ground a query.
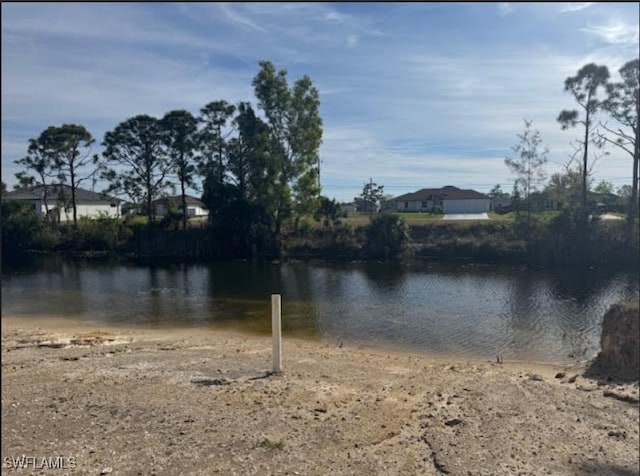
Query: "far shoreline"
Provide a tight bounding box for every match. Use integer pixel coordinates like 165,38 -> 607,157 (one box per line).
4,246 -> 640,273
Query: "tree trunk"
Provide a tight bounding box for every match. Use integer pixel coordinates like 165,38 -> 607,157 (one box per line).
40,177 -> 50,222
218,125 -> 224,188
70,171 -> 78,227
181,179 -> 187,231
582,106 -> 590,215
628,132 -> 639,239
634,95 -> 640,225
147,173 -> 154,229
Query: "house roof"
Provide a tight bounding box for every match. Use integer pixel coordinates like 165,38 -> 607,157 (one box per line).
3,184 -> 120,203
393,186 -> 488,202
153,195 -> 207,208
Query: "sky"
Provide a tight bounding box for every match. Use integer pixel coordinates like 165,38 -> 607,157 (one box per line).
2,2 -> 639,203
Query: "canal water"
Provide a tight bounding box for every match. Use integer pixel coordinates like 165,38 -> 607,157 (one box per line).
2,254 -> 637,363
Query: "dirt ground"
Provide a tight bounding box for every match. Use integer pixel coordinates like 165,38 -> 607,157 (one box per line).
2,316 -> 638,475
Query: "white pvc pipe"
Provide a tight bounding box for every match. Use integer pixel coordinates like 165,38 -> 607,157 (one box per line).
271,294 -> 282,373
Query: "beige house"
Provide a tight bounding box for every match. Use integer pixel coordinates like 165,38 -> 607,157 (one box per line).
153,195 -> 208,218
392,186 -> 490,214
3,184 -> 121,221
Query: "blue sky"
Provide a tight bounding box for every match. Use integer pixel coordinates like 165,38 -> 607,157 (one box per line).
2,2 -> 639,202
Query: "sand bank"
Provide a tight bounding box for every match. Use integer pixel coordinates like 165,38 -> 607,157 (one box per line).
2,316 -> 638,475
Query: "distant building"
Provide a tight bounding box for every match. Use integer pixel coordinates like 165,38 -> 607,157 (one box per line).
391,186 -> 490,214
339,202 -> 358,213
3,184 -> 121,221
153,195 -> 208,218
490,197 -> 512,212
527,191 -> 558,212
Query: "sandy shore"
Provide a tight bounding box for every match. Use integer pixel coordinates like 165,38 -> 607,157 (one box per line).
2,316 -> 638,475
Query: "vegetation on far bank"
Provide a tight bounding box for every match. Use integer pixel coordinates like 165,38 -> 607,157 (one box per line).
2,58 -> 638,269
3,196 -> 638,270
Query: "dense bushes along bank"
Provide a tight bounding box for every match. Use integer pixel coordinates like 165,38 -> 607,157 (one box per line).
407,219 -> 638,268
286,215 -> 638,269
2,204 -> 638,269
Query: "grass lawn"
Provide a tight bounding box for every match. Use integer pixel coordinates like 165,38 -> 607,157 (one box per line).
395,212 -> 444,223
487,212 -> 514,220
488,211 -> 561,222
344,212 -> 443,227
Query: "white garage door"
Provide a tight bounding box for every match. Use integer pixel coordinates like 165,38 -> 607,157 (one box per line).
443,199 -> 489,214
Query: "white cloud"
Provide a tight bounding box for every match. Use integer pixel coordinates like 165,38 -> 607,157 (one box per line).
1,4 -> 214,51
316,41 -> 635,200
2,45 -> 253,128
498,3 -> 515,17
560,3 -> 594,13
581,19 -> 640,45
216,3 -> 268,33
2,2 -> 638,200
324,10 -> 345,23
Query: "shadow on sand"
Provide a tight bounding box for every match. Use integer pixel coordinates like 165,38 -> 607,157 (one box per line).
578,462 -> 639,476
583,355 -> 639,385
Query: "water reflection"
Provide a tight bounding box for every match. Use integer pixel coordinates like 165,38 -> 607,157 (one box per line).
2,255 -> 638,363
361,261 -> 408,295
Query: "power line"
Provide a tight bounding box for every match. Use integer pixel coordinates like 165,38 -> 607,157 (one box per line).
319,179 -> 633,190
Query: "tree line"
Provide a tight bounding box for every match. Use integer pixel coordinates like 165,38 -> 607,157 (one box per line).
11,60 -> 327,256
495,58 -> 638,239
350,59 -> 638,230
6,57 -> 638,263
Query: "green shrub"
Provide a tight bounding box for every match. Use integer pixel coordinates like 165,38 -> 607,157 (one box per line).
296,217 -> 314,238
1,201 -> 46,251
58,214 -> 131,251
314,196 -> 346,228
365,213 -> 409,259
